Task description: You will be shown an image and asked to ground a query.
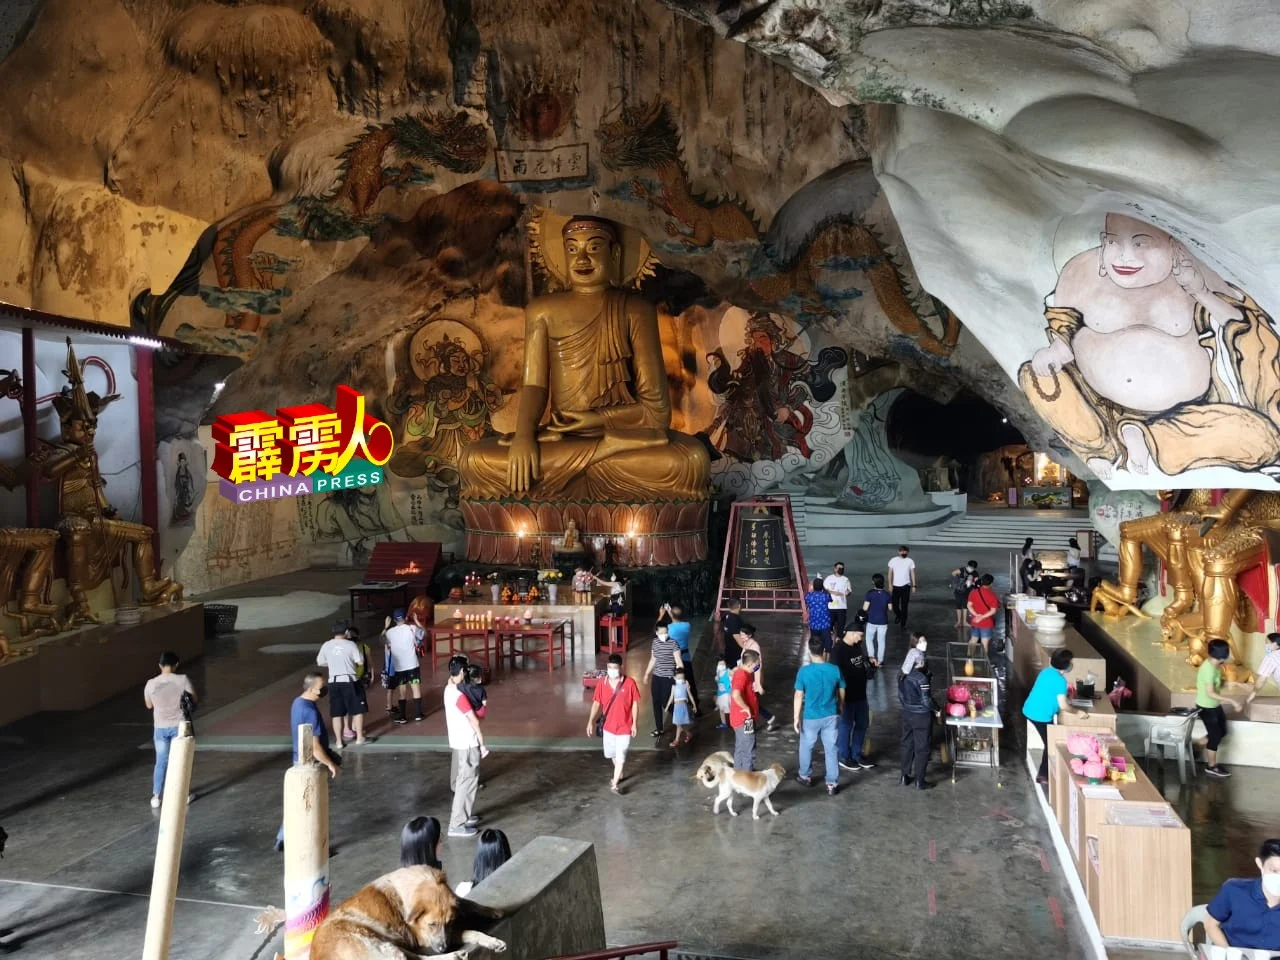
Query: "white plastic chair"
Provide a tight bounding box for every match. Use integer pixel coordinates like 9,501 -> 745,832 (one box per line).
1184,901 -> 1279,959
1145,709 -> 1200,784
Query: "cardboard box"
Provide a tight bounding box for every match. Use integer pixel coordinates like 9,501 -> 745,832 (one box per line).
1248,696 -> 1280,723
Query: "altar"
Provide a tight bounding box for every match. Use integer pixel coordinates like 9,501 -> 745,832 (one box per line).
435,587 -> 623,653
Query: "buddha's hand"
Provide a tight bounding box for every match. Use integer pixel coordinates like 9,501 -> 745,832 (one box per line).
1029,338 -> 1072,377
1173,242 -> 1243,321
546,410 -> 605,434
506,434 -> 540,494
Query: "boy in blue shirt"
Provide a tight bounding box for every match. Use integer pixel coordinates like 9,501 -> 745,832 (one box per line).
793,637 -> 846,795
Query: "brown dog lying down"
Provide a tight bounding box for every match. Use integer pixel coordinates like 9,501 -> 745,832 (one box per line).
311,866 -> 506,960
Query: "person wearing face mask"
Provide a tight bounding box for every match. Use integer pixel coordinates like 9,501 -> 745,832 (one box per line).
587,654 -> 641,793
1204,837 -> 1280,951
898,634 -> 939,790
274,671 -> 340,852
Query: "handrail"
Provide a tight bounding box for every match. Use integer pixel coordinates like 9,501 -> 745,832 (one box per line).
550,940 -> 679,960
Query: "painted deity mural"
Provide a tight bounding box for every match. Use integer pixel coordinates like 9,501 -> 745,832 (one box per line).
1019,212 -> 1280,487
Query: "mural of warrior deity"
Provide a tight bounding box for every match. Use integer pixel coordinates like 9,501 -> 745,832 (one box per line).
1020,212 -> 1280,484
388,321 -> 504,503
706,314 -> 847,464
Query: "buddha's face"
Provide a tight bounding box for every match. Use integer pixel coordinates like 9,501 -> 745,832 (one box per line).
564,227 -> 619,290
1100,213 -> 1175,290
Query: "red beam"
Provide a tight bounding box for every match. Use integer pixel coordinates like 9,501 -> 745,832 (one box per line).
21,327 -> 38,526
135,345 -> 160,577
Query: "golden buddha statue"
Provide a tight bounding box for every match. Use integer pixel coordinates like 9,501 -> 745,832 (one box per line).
458,215 -> 709,502
31,339 -> 182,625
1093,488 -> 1280,681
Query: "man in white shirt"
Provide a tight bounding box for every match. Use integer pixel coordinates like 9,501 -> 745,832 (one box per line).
823,562 -> 852,637
317,619 -> 367,747
443,655 -> 486,838
384,608 -> 425,724
887,545 -> 917,628
1247,632 -> 1280,704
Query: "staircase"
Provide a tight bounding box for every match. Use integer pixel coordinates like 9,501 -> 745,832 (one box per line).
912,506 -> 1089,549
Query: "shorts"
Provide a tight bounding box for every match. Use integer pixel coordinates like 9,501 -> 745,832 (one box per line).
1202,704 -> 1228,751
716,693 -> 731,715
394,668 -> 422,688
971,626 -> 993,640
602,731 -> 631,761
329,681 -> 367,718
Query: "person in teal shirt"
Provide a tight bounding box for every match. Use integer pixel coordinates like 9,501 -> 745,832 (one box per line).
793,637 -> 846,794
1197,639 -> 1245,778
1022,648 -> 1084,784
656,602 -> 698,707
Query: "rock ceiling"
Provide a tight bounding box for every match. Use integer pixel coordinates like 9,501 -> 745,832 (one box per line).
6,0 -> 1280,490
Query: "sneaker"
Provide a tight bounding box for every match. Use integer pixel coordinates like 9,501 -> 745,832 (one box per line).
149,794 -> 161,809
899,775 -> 914,787
826,783 -> 838,796
716,722 -> 729,730
857,760 -> 876,770
186,793 -> 194,805
414,715 -> 424,722
650,730 -> 662,738
393,716 -> 409,725
915,780 -> 934,790
1206,765 -> 1231,778
795,774 -> 813,787
766,717 -> 778,732
448,826 -> 479,839
838,759 -> 858,771
273,838 -> 284,853
464,816 -> 481,828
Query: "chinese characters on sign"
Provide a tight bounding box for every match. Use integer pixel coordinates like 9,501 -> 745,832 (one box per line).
494,144 -> 589,183
212,385 -> 394,503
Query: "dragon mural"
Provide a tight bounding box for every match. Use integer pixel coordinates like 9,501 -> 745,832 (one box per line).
596,98 -> 963,356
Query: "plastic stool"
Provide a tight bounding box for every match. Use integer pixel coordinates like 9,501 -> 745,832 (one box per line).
599,613 -> 629,654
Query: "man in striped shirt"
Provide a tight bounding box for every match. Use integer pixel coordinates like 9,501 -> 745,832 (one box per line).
643,626 -> 681,738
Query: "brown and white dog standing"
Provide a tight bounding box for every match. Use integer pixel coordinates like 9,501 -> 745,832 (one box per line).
694,750 -> 785,819
311,865 -> 506,960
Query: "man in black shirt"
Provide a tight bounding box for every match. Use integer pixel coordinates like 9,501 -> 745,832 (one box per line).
720,599 -> 751,667
832,630 -> 874,771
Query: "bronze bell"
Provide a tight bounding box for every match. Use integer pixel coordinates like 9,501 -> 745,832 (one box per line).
733,506 -> 791,588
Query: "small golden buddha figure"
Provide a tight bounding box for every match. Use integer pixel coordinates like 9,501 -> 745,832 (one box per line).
458,215 -> 709,502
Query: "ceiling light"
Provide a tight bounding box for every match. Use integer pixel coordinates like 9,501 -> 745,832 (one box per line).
211,381 -> 226,401
128,335 -> 163,350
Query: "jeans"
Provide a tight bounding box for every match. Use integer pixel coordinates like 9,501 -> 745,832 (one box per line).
733,725 -> 756,770
650,675 -> 674,733
153,726 -> 179,796
450,746 -> 481,830
838,700 -> 869,763
799,715 -> 839,785
891,585 -> 911,625
900,711 -> 932,782
865,623 -> 887,663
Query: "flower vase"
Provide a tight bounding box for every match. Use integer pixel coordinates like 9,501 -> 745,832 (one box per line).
491,584 -> 501,603
548,583 -> 558,605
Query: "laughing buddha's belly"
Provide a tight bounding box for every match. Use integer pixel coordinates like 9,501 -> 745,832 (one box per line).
1073,325 -> 1211,413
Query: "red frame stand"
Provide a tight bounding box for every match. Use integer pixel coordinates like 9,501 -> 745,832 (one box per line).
715,495 -> 807,618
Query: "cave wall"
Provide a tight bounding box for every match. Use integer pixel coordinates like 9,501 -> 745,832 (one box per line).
0,0 -> 1078,589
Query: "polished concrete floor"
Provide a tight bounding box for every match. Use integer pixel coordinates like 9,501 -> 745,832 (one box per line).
0,546 -> 1276,959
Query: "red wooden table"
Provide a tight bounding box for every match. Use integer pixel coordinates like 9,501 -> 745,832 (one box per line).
427,620 -> 496,673
494,619 -> 569,671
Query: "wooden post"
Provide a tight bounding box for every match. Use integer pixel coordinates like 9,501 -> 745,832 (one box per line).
283,725 -> 329,960
142,720 -> 195,960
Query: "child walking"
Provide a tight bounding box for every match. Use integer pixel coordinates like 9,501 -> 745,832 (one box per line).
714,659 -> 732,729
666,667 -> 697,747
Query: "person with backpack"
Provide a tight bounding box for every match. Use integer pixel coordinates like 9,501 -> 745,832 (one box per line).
948,560 -> 979,628
317,619 -> 367,747
586,653 -> 641,793
966,574 -> 1000,657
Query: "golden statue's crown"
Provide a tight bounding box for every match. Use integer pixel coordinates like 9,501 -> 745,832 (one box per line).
561,216 -> 618,241
51,337 -> 120,426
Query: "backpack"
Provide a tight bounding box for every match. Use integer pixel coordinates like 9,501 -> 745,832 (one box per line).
354,642 -> 374,684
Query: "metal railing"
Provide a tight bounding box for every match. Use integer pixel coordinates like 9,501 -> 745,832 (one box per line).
551,941 -> 678,960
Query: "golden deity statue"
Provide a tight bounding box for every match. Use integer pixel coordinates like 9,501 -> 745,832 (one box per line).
1093,488 -> 1280,681
31,340 -> 182,624
458,215 -> 710,502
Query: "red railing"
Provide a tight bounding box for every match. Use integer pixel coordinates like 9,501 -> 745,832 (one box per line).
551,941 -> 678,960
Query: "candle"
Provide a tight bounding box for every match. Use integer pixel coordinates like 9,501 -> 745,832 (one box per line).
453,608 -> 462,620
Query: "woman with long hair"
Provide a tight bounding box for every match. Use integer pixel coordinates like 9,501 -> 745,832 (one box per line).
399,816 -> 442,868
455,829 -> 513,896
